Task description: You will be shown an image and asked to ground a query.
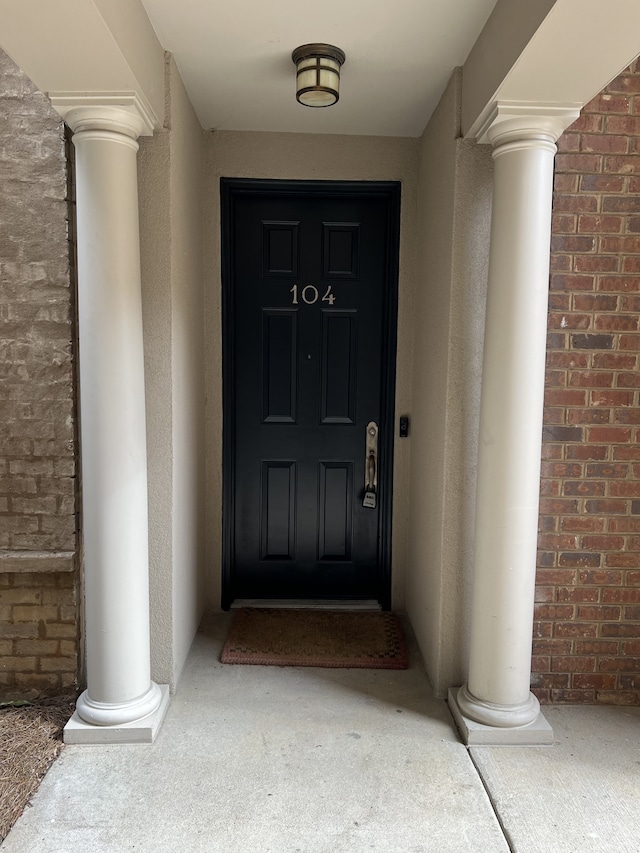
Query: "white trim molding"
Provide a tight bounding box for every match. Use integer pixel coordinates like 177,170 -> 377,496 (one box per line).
49,91 -> 158,136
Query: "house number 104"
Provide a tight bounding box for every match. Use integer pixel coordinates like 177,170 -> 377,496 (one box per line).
290,284 -> 336,305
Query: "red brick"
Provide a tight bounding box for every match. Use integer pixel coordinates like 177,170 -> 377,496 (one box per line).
568,114 -> 603,134
539,533 -> 579,550
584,94 -> 631,113
616,372 -> 640,387
619,334 -> 640,350
609,481 -> 640,497
550,688 -> 596,703
550,273 -> 594,291
584,463 -> 629,478
540,462 -> 583,478
587,427 -> 632,443
627,216 -> 640,233
614,448 -> 640,463
567,408 -> 610,425
591,352 -> 635,369
577,605 -> 621,620
606,74 -> 640,94
597,275 -> 640,292
545,389 -> 587,406
605,115 -> 640,134
551,236 -> 597,254
563,481 -> 605,497
556,154 -> 603,173
569,370 -> 613,387
622,256 -> 640,273
541,444 -> 563,460
533,639 -> 574,657
545,369 -> 567,387
580,534 -> 625,550
553,193 -> 597,212
621,640 -> 640,654
604,156 -> 640,174
535,586 -> 555,604
566,445 -> 608,461
620,675 -> 640,689
601,236 -> 640,253
606,553 -> 640,568
552,213 -> 577,233
557,133 -> 580,153
558,552 -> 601,568
599,657 -> 640,672
601,623 -> 640,637
602,587 -> 640,602
595,691 -> 640,705
551,656 -> 596,672
614,408 -> 640,423
556,587 -> 600,602
585,499 -> 627,513
578,214 -> 623,233
554,174 -> 580,192
573,255 -> 619,273
550,254 -> 572,271
534,605 -> 575,620
571,334 -> 614,349
548,293 -> 572,311
627,571 -> 640,585
536,569 -> 577,585
546,351 -> 589,368
533,621 -> 554,638
575,640 -> 620,655
620,293 -> 640,309
581,135 -> 628,154
547,312 -> 589,329
609,518 -> 640,533
539,479 -> 561,497
602,195 -> 640,213
543,407 -> 564,425
580,175 -> 624,193
590,390 -> 634,406
531,655 -> 550,672
624,605 -> 640,620
542,426 -> 584,442
573,674 -> 618,690
578,569 -> 623,585
554,622 -> 597,638
560,517 -> 604,533
594,313 -> 639,330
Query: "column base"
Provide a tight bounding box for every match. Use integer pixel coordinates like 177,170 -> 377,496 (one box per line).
448,687 -> 553,746
64,684 -> 170,744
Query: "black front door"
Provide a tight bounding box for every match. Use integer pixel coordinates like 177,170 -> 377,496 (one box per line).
222,180 -> 399,607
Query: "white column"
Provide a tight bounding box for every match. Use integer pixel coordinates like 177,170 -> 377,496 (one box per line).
451,107 -> 579,742
60,105 -> 168,742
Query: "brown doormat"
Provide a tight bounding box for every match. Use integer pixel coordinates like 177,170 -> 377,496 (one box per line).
220,608 -> 409,670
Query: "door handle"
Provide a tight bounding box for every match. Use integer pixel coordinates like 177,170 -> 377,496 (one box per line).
363,421 -> 378,508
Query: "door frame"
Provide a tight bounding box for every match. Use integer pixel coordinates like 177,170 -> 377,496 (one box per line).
220,178 -> 401,610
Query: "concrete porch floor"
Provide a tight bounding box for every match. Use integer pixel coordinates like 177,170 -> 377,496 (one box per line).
2,614 -> 639,853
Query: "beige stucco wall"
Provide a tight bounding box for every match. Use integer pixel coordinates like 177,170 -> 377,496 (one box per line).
407,70 -> 493,696
203,131 -> 420,610
139,54 -> 206,689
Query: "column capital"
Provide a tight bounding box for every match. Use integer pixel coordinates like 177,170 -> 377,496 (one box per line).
49,91 -> 157,138
475,101 -> 581,149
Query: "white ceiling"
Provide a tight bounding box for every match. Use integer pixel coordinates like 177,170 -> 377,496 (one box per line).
140,0 -> 499,137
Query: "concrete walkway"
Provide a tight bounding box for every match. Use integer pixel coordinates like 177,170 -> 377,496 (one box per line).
2,614 -> 639,852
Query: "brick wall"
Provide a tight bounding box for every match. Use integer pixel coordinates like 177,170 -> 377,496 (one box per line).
0,49 -> 80,700
534,59 -> 640,706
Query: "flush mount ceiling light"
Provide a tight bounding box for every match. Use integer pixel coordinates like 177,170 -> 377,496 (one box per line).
292,43 -> 346,108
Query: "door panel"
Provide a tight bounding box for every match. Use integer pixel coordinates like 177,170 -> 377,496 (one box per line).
222,181 -> 399,605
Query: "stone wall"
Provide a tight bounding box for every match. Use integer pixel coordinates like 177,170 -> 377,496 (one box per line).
534,60 -> 640,706
0,48 -> 80,700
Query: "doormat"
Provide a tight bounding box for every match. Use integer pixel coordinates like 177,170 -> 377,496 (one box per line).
220,608 -> 409,669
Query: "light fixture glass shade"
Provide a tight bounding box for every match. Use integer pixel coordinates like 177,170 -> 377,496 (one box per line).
292,44 -> 346,108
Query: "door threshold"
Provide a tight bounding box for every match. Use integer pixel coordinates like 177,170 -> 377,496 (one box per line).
231,599 -> 382,611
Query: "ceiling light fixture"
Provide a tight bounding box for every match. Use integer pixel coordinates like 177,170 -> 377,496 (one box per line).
292,43 -> 346,108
